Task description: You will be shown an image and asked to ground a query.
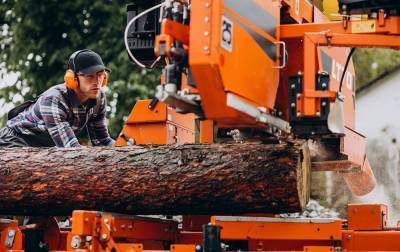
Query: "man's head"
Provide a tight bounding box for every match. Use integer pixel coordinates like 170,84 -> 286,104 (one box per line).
64,49 -> 110,101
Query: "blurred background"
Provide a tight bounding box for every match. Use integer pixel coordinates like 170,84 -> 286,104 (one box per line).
1,0 -> 400,223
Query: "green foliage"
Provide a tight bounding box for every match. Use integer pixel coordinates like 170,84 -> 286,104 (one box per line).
0,0 -> 159,137
353,48 -> 400,91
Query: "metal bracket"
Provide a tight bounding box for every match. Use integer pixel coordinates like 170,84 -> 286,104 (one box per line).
5,229 -> 15,248
273,41 -> 287,69
226,93 -> 291,133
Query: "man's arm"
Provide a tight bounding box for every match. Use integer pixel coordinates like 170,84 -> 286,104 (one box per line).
38,96 -> 81,147
87,95 -> 115,146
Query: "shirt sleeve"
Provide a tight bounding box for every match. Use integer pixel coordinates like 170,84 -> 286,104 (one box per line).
87,94 -> 115,146
38,96 -> 81,147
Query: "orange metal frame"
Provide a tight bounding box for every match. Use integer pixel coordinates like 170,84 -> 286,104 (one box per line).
3,204 -> 400,251
280,16 -> 400,118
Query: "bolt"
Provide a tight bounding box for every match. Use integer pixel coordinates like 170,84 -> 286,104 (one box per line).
71,235 -> 80,249
204,16 -> 210,23
321,83 -> 327,89
101,233 -> 108,240
121,224 -> 125,229
297,112 -> 301,117
346,234 -> 352,240
296,93 -> 301,98
291,103 -> 296,108
204,31 -> 209,37
316,112 -> 321,116
104,218 -> 109,225
204,2 -> 210,8
86,236 -> 93,242
322,101 -> 327,106
291,84 -> 296,89
8,230 -> 15,237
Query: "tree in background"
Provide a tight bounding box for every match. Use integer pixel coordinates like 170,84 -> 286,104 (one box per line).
353,48 -> 400,90
0,0 -> 159,137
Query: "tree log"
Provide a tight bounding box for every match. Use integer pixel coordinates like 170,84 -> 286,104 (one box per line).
0,142 -> 310,216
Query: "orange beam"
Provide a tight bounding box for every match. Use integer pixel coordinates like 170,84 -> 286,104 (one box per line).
199,120 -> 214,144
342,230 -> 400,251
161,19 -> 190,45
306,33 -> 400,48
301,32 -> 400,117
211,216 -> 343,241
280,16 -> 400,39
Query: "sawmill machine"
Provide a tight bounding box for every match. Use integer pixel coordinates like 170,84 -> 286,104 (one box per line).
2,0 -> 400,251
121,0 -> 385,196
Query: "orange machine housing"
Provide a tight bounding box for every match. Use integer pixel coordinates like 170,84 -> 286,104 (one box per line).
154,0 -> 377,196
115,99 -> 214,145
115,100 -> 196,145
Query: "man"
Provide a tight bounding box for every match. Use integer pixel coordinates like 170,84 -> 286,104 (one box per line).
0,49 -> 115,147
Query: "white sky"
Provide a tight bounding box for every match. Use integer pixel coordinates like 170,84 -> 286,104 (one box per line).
356,69 -> 400,138
0,71 -> 19,117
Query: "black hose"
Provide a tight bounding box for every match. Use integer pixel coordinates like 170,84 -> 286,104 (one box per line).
339,47 -> 356,92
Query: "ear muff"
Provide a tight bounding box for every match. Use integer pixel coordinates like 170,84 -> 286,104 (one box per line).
65,49 -> 86,90
64,69 -> 79,89
101,71 -> 108,87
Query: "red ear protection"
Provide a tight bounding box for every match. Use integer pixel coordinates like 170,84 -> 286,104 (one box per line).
64,69 -> 79,89
101,71 -> 108,87
65,50 -> 109,89
64,50 -> 85,90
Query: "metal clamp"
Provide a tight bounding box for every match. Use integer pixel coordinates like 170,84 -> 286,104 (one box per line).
273,41 -> 287,69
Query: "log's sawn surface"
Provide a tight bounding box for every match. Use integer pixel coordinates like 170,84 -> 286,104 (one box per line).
0,143 -> 310,216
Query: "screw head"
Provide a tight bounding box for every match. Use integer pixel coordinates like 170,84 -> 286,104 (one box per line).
8,230 -> 15,237
70,235 -> 80,249
101,233 -> 108,240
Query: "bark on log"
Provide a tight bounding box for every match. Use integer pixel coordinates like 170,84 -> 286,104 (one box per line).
0,142 -> 310,216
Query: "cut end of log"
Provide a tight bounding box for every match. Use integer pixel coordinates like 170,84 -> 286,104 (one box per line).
298,142 -> 311,210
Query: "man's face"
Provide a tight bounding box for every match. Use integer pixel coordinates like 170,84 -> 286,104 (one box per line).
77,70 -> 105,100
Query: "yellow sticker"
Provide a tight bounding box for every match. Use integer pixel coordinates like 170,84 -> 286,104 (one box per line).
351,20 -> 376,33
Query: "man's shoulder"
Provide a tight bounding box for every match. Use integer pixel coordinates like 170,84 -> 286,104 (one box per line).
37,84 -> 71,109
41,83 -> 68,98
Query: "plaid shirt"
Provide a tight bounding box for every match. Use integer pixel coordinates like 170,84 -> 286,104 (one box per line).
8,84 -> 115,147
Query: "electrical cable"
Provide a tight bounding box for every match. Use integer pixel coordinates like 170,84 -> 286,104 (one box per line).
339,47 -> 355,92
124,2 -> 166,69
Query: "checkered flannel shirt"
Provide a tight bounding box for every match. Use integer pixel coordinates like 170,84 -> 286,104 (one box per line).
7,84 -> 115,147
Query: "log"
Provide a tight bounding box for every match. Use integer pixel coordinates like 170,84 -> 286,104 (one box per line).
0,142 -> 310,216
